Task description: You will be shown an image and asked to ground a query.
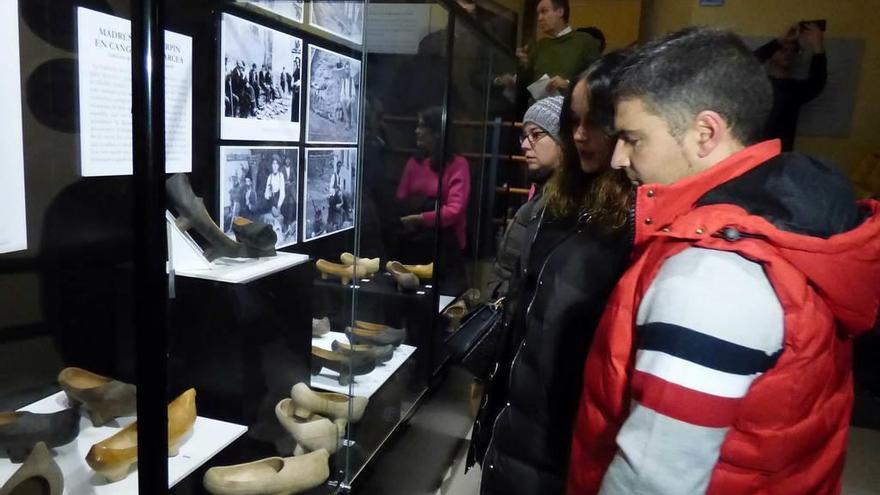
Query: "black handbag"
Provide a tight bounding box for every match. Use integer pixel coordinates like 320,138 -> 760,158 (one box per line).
446,297 -> 505,380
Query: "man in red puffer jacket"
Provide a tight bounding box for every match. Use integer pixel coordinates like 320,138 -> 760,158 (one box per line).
567,27 -> 880,494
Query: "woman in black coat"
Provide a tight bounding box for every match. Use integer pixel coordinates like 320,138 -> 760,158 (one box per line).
475,51 -> 633,495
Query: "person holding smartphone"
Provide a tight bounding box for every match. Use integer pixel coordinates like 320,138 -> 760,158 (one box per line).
754,20 -> 828,151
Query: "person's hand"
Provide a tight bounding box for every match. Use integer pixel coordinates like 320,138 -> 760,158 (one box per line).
799,23 -> 825,53
493,73 -> 517,88
400,214 -> 422,231
546,75 -> 569,93
516,44 -> 530,67
779,24 -> 799,44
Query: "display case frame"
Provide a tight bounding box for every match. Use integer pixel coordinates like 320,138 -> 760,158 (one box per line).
0,0 -> 522,492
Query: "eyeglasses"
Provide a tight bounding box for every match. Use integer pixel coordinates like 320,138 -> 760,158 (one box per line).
520,129 -> 548,146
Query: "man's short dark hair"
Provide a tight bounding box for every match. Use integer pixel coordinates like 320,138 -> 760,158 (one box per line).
577,26 -> 606,53
547,0 -> 570,23
613,27 -> 772,145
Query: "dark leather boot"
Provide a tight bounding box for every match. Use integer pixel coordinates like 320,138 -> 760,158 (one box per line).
166,174 -> 250,261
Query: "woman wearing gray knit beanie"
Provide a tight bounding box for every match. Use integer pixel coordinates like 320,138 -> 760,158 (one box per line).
473,51 -> 635,495
483,95 -> 566,379
520,95 -> 566,184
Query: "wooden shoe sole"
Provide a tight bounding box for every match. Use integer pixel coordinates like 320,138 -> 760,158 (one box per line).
275,399 -> 345,454
0,442 -> 63,495
202,449 -> 330,495
0,409 -> 80,462
316,259 -> 368,285
400,262 -> 433,280
86,388 -> 197,482
345,326 -> 406,347
310,347 -> 376,386
331,340 -> 394,363
339,253 -> 380,275
353,320 -> 384,331
442,300 -> 468,331
57,367 -> 136,426
289,383 -> 368,423
385,261 -> 419,291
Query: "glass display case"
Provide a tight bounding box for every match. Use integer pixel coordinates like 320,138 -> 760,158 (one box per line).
0,0 -> 523,492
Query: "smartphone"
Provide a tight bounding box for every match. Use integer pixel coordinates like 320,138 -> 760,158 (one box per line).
799,19 -> 827,32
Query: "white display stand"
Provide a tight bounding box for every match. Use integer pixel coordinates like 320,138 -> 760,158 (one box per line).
0,392 -> 247,494
167,211 -> 310,284
310,331 -> 416,399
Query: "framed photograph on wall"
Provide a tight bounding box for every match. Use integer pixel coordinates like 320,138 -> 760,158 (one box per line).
305,45 -> 361,144
303,147 -> 357,241
219,146 -> 300,248
220,13 -> 303,141
245,0 -> 304,23
309,0 -> 364,45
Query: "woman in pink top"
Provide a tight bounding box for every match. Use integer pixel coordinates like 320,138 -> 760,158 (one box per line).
396,107 -> 471,293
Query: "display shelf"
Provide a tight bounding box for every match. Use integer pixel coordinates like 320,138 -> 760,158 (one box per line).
172,251 -> 310,284
167,210 -> 310,283
310,331 -> 416,399
315,270 -> 434,299
0,392 -> 247,494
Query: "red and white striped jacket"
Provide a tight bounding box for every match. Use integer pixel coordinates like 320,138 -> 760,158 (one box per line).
567,140 -> 880,494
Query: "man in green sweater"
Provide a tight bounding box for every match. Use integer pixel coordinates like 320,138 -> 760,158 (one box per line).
519,0 -> 600,96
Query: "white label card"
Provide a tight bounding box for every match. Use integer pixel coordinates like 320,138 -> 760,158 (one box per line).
0,0 -> 27,254
77,7 -> 193,176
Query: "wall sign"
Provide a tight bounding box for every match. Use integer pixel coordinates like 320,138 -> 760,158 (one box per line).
77,7 -> 193,176
0,0 -> 28,254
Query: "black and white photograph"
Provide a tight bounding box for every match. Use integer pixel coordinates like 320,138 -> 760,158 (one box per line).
245,0 -> 304,24
220,146 -> 300,248
309,0 -> 364,45
220,13 -> 303,141
306,45 -> 361,144
303,148 -> 357,241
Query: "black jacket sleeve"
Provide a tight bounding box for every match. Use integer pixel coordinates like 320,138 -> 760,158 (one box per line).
796,53 -> 828,104
754,39 -> 782,63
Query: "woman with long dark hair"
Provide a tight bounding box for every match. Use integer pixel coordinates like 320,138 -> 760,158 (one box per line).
473,51 -> 633,495
396,106 -> 471,293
